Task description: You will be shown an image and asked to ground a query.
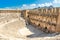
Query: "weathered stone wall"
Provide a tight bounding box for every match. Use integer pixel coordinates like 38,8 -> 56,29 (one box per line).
0,10 -> 20,13
24,7 -> 60,33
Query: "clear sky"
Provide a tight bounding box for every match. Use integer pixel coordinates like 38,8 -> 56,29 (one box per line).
0,0 -> 60,9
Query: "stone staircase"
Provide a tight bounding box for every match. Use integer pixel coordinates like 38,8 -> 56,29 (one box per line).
0,13 -> 26,38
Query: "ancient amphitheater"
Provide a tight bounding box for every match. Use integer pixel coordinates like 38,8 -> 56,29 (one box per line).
0,9 -> 60,40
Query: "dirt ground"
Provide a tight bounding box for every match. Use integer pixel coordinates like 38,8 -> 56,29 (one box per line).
0,13 -> 60,40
